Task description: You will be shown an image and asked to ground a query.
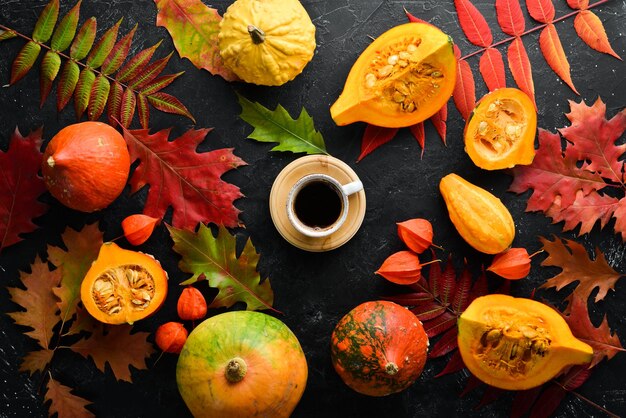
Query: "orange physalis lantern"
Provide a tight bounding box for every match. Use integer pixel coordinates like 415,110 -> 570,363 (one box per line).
487,248 -> 538,280
177,286 -> 208,321
121,214 -> 160,245
397,218 -> 435,254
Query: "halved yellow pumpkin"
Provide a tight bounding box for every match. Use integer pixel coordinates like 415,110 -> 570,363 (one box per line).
330,22 -> 456,128
80,242 -> 168,325
464,88 -> 537,170
458,295 -> 593,390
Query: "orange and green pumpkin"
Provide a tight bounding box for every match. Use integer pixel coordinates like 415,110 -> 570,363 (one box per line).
331,300 -> 428,396
176,311 -> 308,418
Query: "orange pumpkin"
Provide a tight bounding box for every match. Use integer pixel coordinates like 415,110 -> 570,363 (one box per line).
80,242 -> 168,325
331,301 -> 428,396
464,88 -> 536,170
176,311 -> 308,418
42,121 -> 130,212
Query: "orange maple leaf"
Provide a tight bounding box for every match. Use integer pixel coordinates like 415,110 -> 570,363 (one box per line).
69,324 -> 154,382
539,236 -> 624,305
8,256 -> 62,349
45,377 -> 94,418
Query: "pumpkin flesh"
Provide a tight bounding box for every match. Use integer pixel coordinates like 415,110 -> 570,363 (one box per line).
80,242 -> 168,325
176,311 -> 307,418
331,301 -> 428,396
465,88 -> 537,170
458,295 -> 593,390
331,23 -> 456,128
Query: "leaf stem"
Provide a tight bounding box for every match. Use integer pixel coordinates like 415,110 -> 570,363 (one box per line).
553,380 -> 620,418
459,0 -> 612,61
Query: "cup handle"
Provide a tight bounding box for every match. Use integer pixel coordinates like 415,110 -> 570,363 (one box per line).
341,180 -> 363,196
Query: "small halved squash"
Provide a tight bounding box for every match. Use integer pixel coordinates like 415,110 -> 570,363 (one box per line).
330,22 -> 456,128
464,88 -> 536,170
80,242 -> 168,325
458,295 -> 593,390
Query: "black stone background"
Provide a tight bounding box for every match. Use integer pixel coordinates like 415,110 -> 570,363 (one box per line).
0,0 -> 625,417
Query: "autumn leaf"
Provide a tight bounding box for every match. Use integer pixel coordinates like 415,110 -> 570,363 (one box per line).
20,349 -> 55,376
48,223 -> 103,322
539,236 -> 624,305
564,295 -> 623,367
8,256 -> 62,350
409,123 -> 425,156
69,324 -> 154,383
237,94 -> 328,155
507,37 -> 536,107
573,10 -> 621,60
357,125 -> 399,162
0,127 -> 47,252
430,104 -> 448,145
525,0 -> 555,23
45,377 -> 94,418
560,97 -> 626,184
169,224 -> 274,311
454,0 -> 493,47
452,45 -> 476,120
478,47 -> 506,91
495,0 -> 525,36
123,127 -> 246,230
153,0 -> 238,81
539,24 -> 578,94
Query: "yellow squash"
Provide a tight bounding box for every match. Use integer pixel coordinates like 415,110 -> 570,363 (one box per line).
218,0 -> 316,86
458,295 -> 593,390
331,22 -> 456,128
439,173 -> 515,254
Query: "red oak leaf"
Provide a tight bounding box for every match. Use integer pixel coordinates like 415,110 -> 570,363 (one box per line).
545,190 -> 619,236
123,127 -> 246,230
560,97 -> 626,184
510,130 -> 606,212
564,295 -> 623,368
539,236 -> 623,305
0,127 -> 47,252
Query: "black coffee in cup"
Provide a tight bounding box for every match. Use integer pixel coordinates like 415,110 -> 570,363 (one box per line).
293,180 -> 342,229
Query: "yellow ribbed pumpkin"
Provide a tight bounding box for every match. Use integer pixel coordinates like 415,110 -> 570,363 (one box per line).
439,173 -> 515,254
218,0 -> 316,86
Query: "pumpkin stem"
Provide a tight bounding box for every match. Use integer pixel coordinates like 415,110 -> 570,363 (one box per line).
385,362 -> 399,375
47,156 -> 56,168
225,357 -> 247,383
247,25 -> 266,44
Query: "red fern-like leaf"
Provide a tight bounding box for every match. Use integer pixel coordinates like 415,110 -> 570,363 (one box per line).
566,0 -> 589,8
137,94 -> 150,130
409,122 -> 425,156
508,37 -> 536,108
423,311 -> 456,337
451,266 -> 472,312
357,125 -> 399,162
430,104 -> 448,145
404,7 -> 429,24
435,350 -> 466,377
146,92 -> 194,122
429,327 -> 458,358
479,47 -> 506,91
539,24 -> 579,94
496,0 -> 525,36
107,81 -> 123,126
56,60 -> 80,111
129,52 -> 173,89
85,18 -> 121,69
437,260 -> 456,306
526,0 -> 555,23
69,17 -> 96,61
74,67 -> 96,119
39,50 -> 61,107
87,74 -> 110,120
529,385 -> 566,418
560,365 -> 592,390
452,46 -> 476,119
120,88 -> 136,128
116,41 -> 162,83
140,72 -> 184,96
383,292 -> 433,305
410,302 -> 447,321
511,387 -> 543,418
454,0 -> 493,47
11,41 -> 41,85
574,11 -> 621,60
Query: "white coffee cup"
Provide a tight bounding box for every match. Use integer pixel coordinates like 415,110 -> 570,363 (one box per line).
286,174 -> 363,238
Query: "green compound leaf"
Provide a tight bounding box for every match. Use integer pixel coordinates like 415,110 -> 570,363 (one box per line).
107,81 -> 124,126
70,17 -> 96,60
40,50 -> 62,106
120,88 -> 136,128
101,24 -> 136,75
73,67 -> 96,119
147,92 -> 194,122
0,29 -> 18,41
237,93 -> 328,155
115,41 -> 161,83
57,60 -> 80,111
85,18 -> 121,69
168,224 -> 274,311
87,74 -> 110,120
129,51 -> 172,89
32,0 -> 60,43
51,0 -> 81,52
140,72 -> 183,96
137,93 -> 150,129
11,41 -> 41,85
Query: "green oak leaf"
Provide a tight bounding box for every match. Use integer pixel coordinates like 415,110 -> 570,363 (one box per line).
238,93 -> 329,155
168,223 -> 274,311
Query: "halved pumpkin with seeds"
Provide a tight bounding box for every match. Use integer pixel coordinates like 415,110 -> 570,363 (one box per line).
81,242 -> 168,325
330,22 -> 456,128
464,88 -> 536,170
